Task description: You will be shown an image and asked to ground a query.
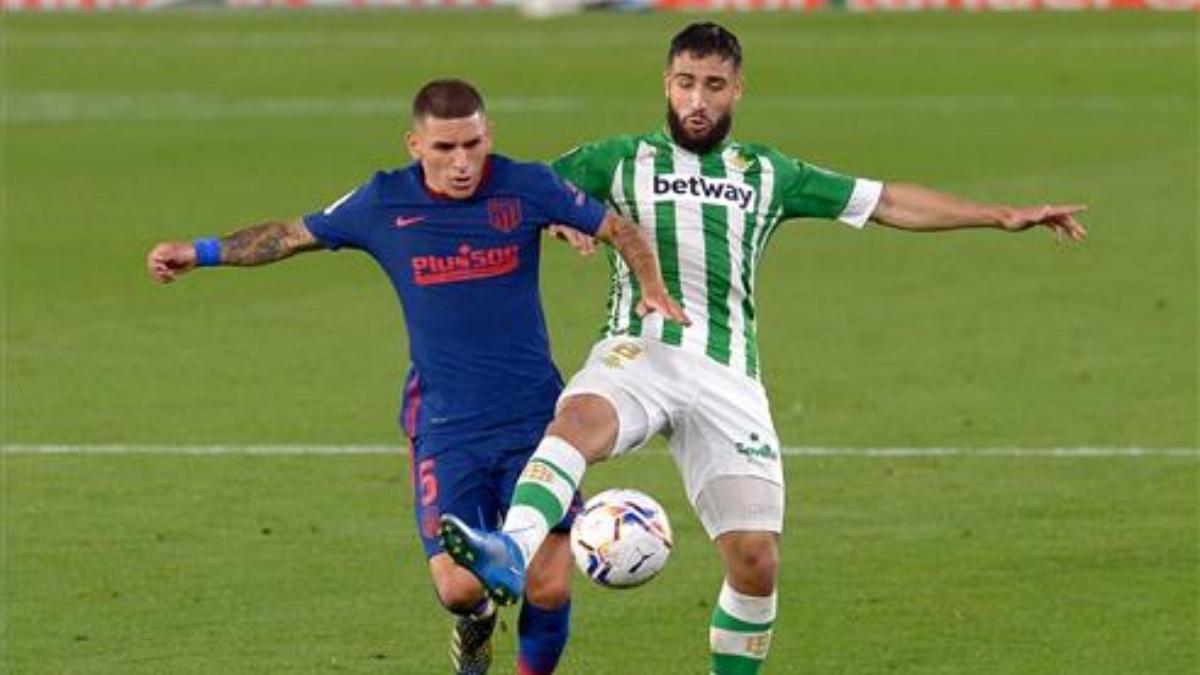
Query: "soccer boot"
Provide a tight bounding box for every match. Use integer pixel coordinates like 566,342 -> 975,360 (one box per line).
449,609 -> 496,675
438,515 -> 526,606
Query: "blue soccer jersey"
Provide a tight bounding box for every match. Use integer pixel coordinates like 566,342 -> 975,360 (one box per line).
303,154 -> 606,454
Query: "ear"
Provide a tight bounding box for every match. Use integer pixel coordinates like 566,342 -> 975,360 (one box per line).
662,68 -> 672,99
732,72 -> 744,104
405,130 -> 420,161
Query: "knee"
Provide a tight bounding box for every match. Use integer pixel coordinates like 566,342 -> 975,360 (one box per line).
524,568 -> 571,608
724,535 -> 779,595
546,394 -> 617,462
431,567 -> 485,613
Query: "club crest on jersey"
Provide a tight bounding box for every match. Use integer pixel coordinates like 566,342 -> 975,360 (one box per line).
487,198 -> 522,233
653,173 -> 756,210
727,151 -> 752,172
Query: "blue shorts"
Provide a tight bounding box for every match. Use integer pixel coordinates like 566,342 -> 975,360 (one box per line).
410,436 -> 583,559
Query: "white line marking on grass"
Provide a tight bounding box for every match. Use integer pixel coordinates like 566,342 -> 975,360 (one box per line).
4,92 -> 1188,124
3,93 -> 582,123
2,445 -> 1197,458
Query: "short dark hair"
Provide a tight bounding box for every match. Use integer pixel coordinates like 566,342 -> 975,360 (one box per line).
411,79 -> 486,121
667,22 -> 742,70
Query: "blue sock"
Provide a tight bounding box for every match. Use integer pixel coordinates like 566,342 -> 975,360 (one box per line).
517,599 -> 571,675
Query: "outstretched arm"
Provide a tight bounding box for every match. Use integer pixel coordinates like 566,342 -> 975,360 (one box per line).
871,183 -> 1087,242
593,211 -> 691,326
146,218 -> 322,283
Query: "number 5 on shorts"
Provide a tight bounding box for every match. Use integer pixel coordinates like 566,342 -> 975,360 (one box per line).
418,458 -> 439,507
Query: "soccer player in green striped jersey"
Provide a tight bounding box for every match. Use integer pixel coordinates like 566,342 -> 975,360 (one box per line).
441,22 -> 1086,675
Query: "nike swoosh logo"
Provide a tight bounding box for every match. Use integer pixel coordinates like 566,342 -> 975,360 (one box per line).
394,215 -> 426,228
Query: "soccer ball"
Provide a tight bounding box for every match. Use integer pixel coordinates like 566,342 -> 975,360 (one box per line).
570,488 -> 673,588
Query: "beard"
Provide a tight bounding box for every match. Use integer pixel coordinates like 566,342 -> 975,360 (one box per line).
666,104 -> 732,155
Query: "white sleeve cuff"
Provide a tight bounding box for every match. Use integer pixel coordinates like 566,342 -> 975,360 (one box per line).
838,179 -> 883,229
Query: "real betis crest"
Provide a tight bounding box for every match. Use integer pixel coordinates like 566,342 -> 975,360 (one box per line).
727,150 -> 751,172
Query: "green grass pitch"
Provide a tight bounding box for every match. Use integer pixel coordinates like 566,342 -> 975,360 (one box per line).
2,8 -> 1197,674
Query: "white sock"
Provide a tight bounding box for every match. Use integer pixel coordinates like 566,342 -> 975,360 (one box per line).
710,580 -> 777,673
503,436 -> 588,565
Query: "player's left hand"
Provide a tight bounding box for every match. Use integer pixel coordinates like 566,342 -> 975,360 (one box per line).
637,286 -> 691,327
998,204 -> 1088,243
547,224 -> 597,256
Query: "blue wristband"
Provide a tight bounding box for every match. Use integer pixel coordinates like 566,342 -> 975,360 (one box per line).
194,237 -> 222,267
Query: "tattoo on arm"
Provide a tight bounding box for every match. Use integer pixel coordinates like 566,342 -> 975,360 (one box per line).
601,213 -> 661,287
219,220 -> 321,266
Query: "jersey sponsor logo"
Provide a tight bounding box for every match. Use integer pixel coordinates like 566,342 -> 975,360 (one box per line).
652,173 -> 756,210
487,198 -> 522,233
411,243 -> 520,286
394,214 -> 426,228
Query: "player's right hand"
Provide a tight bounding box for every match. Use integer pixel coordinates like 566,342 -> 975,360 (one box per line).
547,224 -> 597,257
637,286 -> 691,327
146,242 -> 197,283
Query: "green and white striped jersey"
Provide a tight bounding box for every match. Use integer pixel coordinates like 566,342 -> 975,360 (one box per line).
552,129 -> 882,379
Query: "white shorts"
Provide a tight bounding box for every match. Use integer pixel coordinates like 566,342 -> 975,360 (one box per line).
559,336 -> 785,538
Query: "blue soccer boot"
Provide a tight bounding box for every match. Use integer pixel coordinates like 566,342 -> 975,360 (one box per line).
439,515 -> 527,606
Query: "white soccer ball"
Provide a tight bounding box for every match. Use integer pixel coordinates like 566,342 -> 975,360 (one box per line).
570,488 -> 673,588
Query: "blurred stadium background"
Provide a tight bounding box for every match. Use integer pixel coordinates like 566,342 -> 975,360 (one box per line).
2,1 -> 1196,673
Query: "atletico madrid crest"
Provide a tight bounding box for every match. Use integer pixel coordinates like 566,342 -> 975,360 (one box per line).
487,198 -> 522,233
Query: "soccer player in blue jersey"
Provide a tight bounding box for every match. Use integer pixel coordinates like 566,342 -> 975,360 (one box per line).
146,79 -> 687,675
